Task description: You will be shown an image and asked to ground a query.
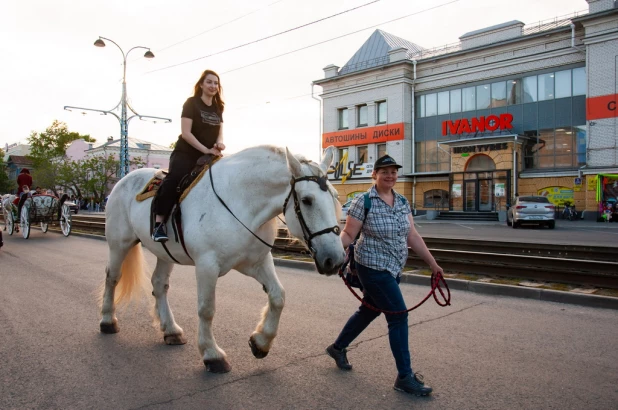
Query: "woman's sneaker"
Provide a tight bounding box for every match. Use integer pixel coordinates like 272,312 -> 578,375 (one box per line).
394,373 -> 432,396
152,223 -> 168,243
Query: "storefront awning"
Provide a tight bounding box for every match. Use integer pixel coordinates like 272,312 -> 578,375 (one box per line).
437,134 -> 528,148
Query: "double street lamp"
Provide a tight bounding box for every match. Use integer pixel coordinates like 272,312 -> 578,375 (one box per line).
64,36 -> 171,178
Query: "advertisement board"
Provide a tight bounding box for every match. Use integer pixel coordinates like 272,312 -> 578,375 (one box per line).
537,186 -> 574,205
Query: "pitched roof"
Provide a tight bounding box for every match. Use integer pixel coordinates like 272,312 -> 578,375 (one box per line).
7,155 -> 34,165
339,29 -> 425,75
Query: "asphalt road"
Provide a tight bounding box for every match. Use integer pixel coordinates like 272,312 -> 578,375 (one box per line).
1,232 -> 617,409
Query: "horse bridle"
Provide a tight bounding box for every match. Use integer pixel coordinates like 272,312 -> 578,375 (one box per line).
208,161 -> 340,256
282,176 -> 340,257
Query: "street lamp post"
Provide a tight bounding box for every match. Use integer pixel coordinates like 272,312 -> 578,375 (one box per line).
64,36 -> 171,178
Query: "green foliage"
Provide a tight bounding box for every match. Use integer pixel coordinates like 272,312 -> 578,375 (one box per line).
27,120 -> 95,161
0,148 -> 15,193
26,120 -> 96,196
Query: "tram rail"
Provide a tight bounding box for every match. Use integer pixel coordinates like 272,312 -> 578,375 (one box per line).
3,214 -> 617,289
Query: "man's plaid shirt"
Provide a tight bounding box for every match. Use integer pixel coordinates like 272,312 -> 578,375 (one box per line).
348,186 -> 411,278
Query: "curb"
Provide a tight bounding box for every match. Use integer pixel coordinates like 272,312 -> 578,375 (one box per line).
38,232 -> 618,311
273,258 -> 618,311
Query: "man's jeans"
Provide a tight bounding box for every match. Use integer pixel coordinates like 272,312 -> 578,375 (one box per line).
334,263 -> 411,377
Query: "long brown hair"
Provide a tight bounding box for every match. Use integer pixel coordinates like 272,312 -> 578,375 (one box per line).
193,69 -> 225,113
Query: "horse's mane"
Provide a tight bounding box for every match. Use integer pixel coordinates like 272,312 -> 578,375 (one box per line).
231,145 -> 342,216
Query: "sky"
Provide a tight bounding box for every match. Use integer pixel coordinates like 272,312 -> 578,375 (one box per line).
1,0 -> 589,161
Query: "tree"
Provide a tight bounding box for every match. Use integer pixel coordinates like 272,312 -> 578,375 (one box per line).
0,148 -> 15,193
28,120 -> 95,160
27,120 -> 95,193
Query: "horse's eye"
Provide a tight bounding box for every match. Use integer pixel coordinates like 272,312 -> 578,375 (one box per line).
301,197 -> 312,206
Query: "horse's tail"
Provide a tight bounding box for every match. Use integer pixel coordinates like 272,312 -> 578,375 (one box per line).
112,243 -> 149,306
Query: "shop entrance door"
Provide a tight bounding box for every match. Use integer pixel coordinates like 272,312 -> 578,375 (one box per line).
464,179 -> 493,211
464,181 -> 476,211
479,179 -> 492,211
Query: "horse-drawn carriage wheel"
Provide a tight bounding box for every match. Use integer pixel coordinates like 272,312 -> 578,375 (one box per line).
21,201 -> 30,239
41,222 -> 49,233
6,210 -> 14,235
60,204 -> 72,237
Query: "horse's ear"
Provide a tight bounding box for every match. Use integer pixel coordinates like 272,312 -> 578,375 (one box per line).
285,147 -> 303,177
319,146 -> 335,174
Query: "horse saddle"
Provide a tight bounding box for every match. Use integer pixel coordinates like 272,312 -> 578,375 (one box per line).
135,154 -> 218,203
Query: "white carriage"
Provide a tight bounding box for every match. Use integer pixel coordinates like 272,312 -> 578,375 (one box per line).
5,194 -> 72,239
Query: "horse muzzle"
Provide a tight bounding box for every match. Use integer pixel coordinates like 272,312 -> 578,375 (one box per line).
314,250 -> 345,276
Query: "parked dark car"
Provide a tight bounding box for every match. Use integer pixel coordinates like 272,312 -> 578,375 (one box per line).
507,196 -> 554,229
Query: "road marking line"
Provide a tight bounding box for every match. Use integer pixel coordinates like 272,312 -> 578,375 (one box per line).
454,223 -> 474,230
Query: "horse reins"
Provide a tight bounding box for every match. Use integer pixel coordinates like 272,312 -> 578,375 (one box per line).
338,250 -> 451,314
208,159 -> 340,257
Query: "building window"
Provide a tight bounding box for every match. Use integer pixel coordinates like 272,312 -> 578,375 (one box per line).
523,76 -> 537,102
450,89 -> 461,113
524,126 -> 582,171
415,140 -> 450,173
425,94 -> 437,117
424,189 -> 449,208
357,104 -> 368,126
491,81 -> 507,107
415,95 -> 425,118
462,87 -> 475,111
338,108 -> 348,129
377,101 -> 387,123
476,84 -> 490,110
338,148 -> 348,165
438,91 -> 449,115
357,146 -> 368,164
377,143 -> 387,159
555,70 -> 571,99
507,79 -> 522,105
572,67 -> 586,96
538,73 -> 554,101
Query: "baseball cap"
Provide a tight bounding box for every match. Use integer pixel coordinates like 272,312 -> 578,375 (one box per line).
374,155 -> 402,170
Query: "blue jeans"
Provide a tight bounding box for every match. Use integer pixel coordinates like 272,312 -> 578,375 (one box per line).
334,263 -> 411,377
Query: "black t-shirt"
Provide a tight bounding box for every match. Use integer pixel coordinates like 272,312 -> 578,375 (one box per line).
175,96 -> 223,154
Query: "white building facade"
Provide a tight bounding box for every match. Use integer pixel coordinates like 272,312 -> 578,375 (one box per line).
314,0 -> 618,220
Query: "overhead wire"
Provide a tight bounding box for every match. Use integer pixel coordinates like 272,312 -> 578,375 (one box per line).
220,0 -> 459,74
145,0 -> 382,74
155,0 -> 289,54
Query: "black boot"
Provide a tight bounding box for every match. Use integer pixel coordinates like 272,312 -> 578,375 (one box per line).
152,222 -> 169,243
326,344 -> 352,370
394,373 -> 432,396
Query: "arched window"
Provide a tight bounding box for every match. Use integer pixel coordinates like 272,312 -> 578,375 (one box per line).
424,189 -> 449,208
466,154 -> 496,171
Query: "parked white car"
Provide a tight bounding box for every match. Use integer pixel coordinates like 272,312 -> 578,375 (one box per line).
507,196 -> 555,229
340,199 -> 352,222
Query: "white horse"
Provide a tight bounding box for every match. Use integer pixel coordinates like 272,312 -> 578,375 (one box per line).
2,194 -> 16,231
101,145 -> 345,373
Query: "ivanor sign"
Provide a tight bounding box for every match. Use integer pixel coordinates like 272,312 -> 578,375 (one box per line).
442,113 -> 513,136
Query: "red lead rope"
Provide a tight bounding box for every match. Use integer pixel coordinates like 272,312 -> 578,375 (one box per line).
338,257 -> 451,314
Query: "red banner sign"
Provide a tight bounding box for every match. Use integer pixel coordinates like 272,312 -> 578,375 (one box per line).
442,113 -> 513,136
587,94 -> 617,121
322,123 -> 404,148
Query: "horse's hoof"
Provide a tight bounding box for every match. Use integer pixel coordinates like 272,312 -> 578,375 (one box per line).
100,322 -> 119,334
164,334 -> 187,345
249,336 -> 269,359
204,358 -> 231,373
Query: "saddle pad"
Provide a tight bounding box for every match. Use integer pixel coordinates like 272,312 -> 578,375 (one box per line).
135,177 -> 163,202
